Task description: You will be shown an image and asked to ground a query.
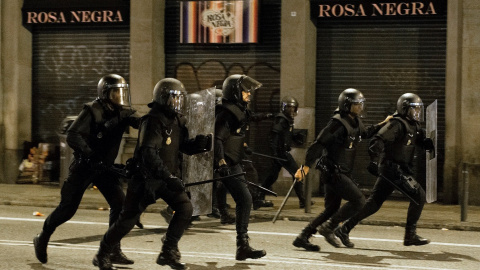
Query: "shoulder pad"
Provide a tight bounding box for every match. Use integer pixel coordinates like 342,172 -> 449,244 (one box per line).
84,100 -> 104,124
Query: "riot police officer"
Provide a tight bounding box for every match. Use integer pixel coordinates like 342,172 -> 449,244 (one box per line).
33,74 -> 140,265
259,96 -> 308,209
92,78 -> 211,270
214,74 -> 266,260
292,88 -> 391,251
335,93 -> 434,248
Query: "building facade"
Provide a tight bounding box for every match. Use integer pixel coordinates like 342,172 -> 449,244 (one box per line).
1,0 -> 479,205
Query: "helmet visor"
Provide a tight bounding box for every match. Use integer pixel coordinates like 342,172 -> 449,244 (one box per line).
239,76 -> 262,93
283,105 -> 298,118
167,90 -> 187,115
108,84 -> 131,106
407,104 -> 424,122
350,98 -> 366,118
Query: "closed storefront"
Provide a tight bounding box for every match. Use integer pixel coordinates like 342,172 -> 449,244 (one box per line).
311,0 -> 447,192
164,0 -> 282,178
23,0 -> 130,144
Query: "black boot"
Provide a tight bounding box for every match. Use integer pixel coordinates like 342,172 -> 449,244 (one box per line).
236,234 -> 266,261
318,220 -> 341,248
335,225 -> 354,248
110,243 -> 134,265
292,227 -> 320,251
219,208 -> 235,224
156,243 -> 188,270
33,231 -> 51,264
253,200 -> 274,210
92,241 -> 114,270
404,225 -> 430,246
207,207 -> 221,218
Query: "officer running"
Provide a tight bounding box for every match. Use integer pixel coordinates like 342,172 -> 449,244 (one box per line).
33,74 -> 140,265
293,88 -> 391,251
92,78 -> 211,270
335,93 -> 434,248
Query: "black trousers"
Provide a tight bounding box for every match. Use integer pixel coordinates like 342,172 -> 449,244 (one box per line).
307,172 -> 365,229
261,153 -> 305,203
42,159 -> 125,235
102,176 -> 193,247
344,174 -> 426,231
217,164 -> 252,236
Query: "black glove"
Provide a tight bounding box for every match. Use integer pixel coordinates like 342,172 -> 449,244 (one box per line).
218,165 -> 231,177
166,176 -> 185,192
244,146 -> 253,156
266,113 -> 274,119
367,161 -> 379,176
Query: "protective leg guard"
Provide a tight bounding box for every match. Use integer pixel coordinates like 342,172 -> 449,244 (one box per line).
318,220 -> 342,248
236,234 -> 266,260
33,231 -> 51,264
292,226 -> 320,251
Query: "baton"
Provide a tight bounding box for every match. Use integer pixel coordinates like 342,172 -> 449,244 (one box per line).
379,174 -> 420,206
184,172 -> 246,187
251,151 -> 288,162
231,176 -> 277,197
272,165 -> 304,223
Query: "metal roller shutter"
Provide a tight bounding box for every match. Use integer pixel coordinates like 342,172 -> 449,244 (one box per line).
32,26 -> 130,144
315,17 -> 446,193
165,1 -> 281,179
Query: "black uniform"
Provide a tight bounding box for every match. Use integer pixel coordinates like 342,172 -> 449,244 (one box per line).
261,112 -> 306,207
34,98 -> 140,263
339,114 -> 430,245
294,111 -> 383,250
95,103 -> 210,268
214,101 -> 266,260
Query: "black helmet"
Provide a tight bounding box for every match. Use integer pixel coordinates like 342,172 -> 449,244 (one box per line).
338,88 -> 366,116
396,93 -> 424,122
97,74 -> 131,107
149,78 -> 187,115
281,96 -> 299,119
222,74 -> 262,104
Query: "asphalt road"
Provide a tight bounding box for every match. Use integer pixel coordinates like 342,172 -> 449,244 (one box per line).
1,204 -> 479,270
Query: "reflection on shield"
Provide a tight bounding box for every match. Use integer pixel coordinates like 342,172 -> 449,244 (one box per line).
426,100 -> 437,203
182,88 -> 215,216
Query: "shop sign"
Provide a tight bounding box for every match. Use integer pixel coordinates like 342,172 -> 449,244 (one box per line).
310,0 -> 447,20
180,0 -> 258,44
22,0 -> 129,27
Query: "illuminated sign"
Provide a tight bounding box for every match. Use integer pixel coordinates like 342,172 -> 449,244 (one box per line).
180,0 -> 259,44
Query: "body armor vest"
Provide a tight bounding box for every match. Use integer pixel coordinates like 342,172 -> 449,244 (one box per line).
136,112 -> 184,174
272,113 -> 294,152
217,103 -> 247,165
328,114 -> 364,173
84,100 -> 125,164
385,116 -> 420,165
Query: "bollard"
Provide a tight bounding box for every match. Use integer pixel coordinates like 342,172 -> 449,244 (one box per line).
461,163 -> 469,222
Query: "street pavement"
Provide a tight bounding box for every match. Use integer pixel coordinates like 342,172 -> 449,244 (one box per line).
1,183 -> 479,232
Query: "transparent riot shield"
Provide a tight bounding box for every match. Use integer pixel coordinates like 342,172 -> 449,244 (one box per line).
426,100 -> 437,203
182,88 -> 215,216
